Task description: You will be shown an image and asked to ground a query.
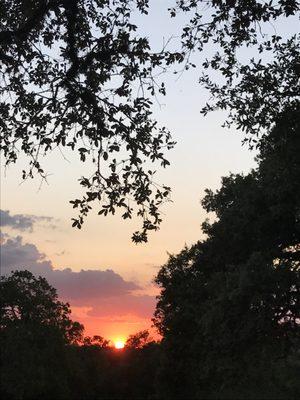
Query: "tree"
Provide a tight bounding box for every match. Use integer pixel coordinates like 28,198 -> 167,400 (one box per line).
154,108 -> 300,399
121,330 -> 160,399
0,270 -> 83,342
0,0 -> 179,243
67,330 -> 161,400
171,0 -> 300,144
82,334 -> 110,348
125,329 -> 153,349
0,270 -> 84,399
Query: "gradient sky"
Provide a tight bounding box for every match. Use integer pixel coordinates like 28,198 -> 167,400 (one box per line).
1,1 -> 296,343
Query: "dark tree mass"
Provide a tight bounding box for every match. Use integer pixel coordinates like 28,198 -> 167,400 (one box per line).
1,1 -> 300,399
154,107 -> 300,399
0,271 -> 84,399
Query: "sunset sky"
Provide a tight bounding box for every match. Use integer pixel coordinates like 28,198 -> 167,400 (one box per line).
1,1 -> 296,342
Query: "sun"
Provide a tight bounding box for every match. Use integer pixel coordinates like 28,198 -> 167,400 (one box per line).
114,339 -> 125,349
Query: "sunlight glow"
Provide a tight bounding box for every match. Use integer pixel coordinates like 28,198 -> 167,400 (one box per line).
114,339 -> 125,349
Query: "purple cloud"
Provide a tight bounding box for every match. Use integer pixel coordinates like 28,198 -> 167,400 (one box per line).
0,235 -> 156,322
1,235 -> 53,274
0,209 -> 55,231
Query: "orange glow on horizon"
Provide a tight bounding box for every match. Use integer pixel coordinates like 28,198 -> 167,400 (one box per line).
70,307 -> 160,343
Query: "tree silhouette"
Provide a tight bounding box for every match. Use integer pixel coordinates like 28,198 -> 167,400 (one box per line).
154,108 -> 300,399
125,329 -> 153,349
172,0 -> 300,143
0,0 -> 178,242
0,270 -> 83,399
82,334 -> 110,348
1,1 -> 298,240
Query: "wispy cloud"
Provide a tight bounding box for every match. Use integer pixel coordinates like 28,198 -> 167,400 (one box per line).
0,209 -> 56,232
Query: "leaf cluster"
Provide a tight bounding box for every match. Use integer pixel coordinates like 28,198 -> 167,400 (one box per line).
0,0 -> 176,242
171,0 -> 300,143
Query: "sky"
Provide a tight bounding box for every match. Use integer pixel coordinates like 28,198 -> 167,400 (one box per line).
1,1 -> 297,343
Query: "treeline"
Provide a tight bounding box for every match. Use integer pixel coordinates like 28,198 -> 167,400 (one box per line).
0,270 -> 160,400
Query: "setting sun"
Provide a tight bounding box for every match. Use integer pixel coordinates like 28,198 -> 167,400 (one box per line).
114,339 -> 125,349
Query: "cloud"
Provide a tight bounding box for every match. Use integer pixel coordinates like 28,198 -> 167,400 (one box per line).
0,209 -> 55,232
0,236 -> 139,299
1,235 -> 53,274
51,268 -> 139,301
0,235 -> 156,332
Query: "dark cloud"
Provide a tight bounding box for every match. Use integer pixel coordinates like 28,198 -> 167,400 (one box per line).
51,268 -> 139,300
1,236 -> 139,298
0,209 -> 55,231
0,236 -> 155,322
1,235 -> 53,274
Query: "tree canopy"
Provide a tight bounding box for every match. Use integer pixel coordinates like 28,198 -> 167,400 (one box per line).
125,329 -> 153,348
1,1 -> 298,241
0,270 -> 84,399
154,106 -> 300,399
0,0 -> 179,242
172,0 -> 300,142
0,269 -> 84,342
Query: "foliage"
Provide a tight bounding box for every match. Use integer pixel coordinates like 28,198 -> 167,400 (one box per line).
1,1 -> 298,241
154,107 -> 300,399
0,0 -> 178,242
125,329 -> 153,348
0,270 -> 84,399
69,330 -> 160,399
171,0 -> 300,142
0,270 -> 84,343
82,334 -> 110,348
